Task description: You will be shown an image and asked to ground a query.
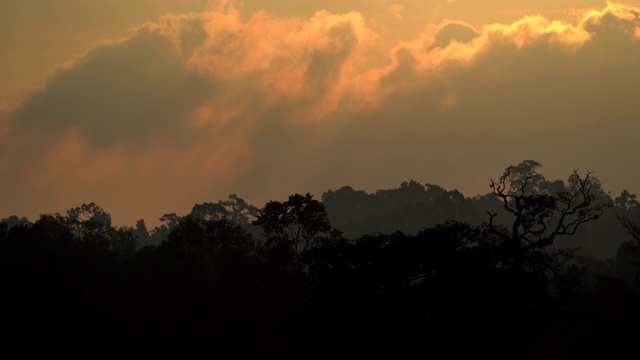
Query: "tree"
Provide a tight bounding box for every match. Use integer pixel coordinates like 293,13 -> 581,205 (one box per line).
149,213 -> 182,244
66,202 -> 113,246
615,194 -> 640,286
164,216 -> 254,257
66,202 -> 111,225
190,194 -> 258,225
111,226 -> 138,259
135,219 -> 152,248
615,189 -> 640,210
253,193 -> 332,262
487,160 -> 606,270
1,215 -> 32,229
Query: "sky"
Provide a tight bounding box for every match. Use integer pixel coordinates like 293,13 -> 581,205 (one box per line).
2,0 -> 640,227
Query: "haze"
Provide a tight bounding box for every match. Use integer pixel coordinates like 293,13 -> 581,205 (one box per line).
2,0 -> 640,226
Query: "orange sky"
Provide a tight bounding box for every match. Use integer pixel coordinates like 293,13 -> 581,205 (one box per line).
2,1 -> 640,226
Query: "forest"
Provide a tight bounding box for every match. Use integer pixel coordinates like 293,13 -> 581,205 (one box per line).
2,160 -> 640,358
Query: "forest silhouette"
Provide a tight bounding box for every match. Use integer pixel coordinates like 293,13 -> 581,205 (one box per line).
2,160 -> 640,358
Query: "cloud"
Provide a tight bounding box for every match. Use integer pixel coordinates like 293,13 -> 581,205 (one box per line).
389,5 -> 405,20
11,26 -> 212,149
2,2 -> 640,225
424,21 -> 480,51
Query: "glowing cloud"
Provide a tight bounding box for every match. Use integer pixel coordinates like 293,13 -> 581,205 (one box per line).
2,2 -> 640,225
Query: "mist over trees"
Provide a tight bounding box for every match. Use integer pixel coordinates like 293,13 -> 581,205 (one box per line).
2,160 -> 640,358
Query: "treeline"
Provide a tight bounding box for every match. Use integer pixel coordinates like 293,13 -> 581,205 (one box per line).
1,160 -> 640,358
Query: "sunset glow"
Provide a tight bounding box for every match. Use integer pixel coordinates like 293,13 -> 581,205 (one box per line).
2,0 -> 640,226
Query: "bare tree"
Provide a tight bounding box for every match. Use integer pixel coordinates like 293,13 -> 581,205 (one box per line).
618,214 -> 640,246
487,161 -> 606,270
616,211 -> 640,286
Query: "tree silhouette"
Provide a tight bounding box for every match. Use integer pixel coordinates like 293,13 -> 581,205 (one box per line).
66,202 -> 113,247
254,193 -> 332,262
149,212 -> 182,244
0,215 -> 32,228
135,219 -> 152,247
616,201 -> 640,286
3,161 -> 640,357
487,161 -> 606,270
191,194 -> 258,225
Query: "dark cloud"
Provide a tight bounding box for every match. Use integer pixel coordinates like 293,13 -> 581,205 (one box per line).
12,25 -> 213,149
425,21 -> 480,51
